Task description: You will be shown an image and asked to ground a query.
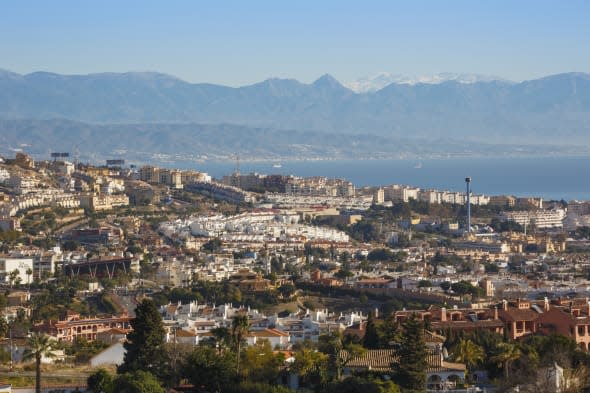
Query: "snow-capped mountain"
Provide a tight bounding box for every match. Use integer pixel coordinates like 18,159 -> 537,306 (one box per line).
345,72 -> 513,93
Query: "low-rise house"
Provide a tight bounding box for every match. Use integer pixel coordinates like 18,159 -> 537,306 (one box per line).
247,328 -> 290,349
6,291 -> 30,307
96,328 -> 129,345
339,347 -> 466,391
167,329 -> 199,347
498,299 -> 540,340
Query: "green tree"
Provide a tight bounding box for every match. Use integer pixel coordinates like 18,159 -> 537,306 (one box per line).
395,315 -> 427,393
202,237 -> 222,252
363,312 -> 380,349
26,268 -> 33,286
23,333 -> 55,393
491,342 -> 522,379
292,348 -> 329,388
278,283 -> 296,299
241,340 -> 285,382
325,376 -> 401,393
8,269 -> 19,288
380,315 -> 401,348
0,318 -> 8,339
232,315 -> 250,375
319,332 -> 366,381
226,382 -> 295,393
211,326 -> 232,353
62,239 -> 80,251
112,370 -> 164,393
417,280 -> 432,288
452,338 -> 484,376
87,368 -> 113,393
118,299 -> 168,380
182,346 -> 236,392
334,269 -> 354,280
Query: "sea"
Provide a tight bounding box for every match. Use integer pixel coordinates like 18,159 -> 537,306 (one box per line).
168,156 -> 590,201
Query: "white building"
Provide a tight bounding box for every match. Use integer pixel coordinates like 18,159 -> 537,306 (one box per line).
90,342 -> 125,367
0,257 -> 34,284
502,209 -> 566,229
0,168 -> 9,183
246,328 -> 290,349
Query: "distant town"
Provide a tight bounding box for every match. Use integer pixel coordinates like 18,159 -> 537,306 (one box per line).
1,151 -> 590,393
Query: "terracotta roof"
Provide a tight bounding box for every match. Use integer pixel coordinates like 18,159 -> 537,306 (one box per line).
193,321 -> 216,326
250,328 -> 290,338
356,279 -> 394,284
499,308 -> 540,322
175,329 -> 197,337
167,305 -> 178,314
432,319 -> 504,329
538,307 -> 590,326
99,328 -> 129,335
341,349 -> 466,373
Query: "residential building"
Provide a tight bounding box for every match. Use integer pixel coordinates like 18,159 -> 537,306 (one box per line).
0,257 -> 34,284
139,166 -> 160,184
502,209 -> 566,229
79,193 -> 129,211
34,311 -> 132,342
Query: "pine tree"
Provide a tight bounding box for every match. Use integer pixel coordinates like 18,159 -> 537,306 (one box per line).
363,311 -> 380,349
118,299 -> 168,380
394,315 -> 427,393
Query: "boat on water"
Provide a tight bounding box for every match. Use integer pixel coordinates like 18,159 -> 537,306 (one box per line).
414,161 -> 423,169
272,163 -> 282,168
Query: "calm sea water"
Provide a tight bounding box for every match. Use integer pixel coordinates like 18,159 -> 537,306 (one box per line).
170,156 -> 590,201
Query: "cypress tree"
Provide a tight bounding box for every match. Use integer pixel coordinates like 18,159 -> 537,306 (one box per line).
395,314 -> 427,393
118,299 -> 168,380
363,311 -> 380,349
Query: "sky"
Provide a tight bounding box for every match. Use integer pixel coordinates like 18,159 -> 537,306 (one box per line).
1,0 -> 589,86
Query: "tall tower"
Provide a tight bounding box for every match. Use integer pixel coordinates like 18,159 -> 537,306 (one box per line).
465,177 -> 471,233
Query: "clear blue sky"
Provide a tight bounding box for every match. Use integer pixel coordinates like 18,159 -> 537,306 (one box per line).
1,0 -> 589,86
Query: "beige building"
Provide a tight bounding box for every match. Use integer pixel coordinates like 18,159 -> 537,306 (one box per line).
79,194 -> 129,211
15,152 -> 34,169
373,188 -> 384,204
125,181 -> 159,205
160,169 -> 183,189
139,166 -> 160,184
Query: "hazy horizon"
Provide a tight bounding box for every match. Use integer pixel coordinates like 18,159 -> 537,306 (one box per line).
2,1 -> 589,86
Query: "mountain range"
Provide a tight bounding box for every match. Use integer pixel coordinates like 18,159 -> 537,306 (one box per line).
2,118 -> 585,165
343,72 -> 512,92
1,69 -> 590,160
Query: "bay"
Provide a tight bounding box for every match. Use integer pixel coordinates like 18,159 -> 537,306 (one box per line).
170,156 -> 590,202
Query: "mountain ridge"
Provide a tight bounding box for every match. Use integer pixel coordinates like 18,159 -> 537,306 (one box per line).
1,118 -> 586,164
1,69 -> 590,144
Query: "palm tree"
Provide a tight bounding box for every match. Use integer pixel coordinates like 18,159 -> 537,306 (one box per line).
491,342 -> 522,379
292,348 -> 329,387
231,315 -> 249,375
23,333 -> 55,393
26,268 -> 33,289
453,338 -> 484,379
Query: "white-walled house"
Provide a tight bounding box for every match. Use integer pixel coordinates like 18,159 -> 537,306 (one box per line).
247,328 -> 290,349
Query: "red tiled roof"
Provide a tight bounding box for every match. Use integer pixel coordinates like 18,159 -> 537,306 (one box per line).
341,349 -> 466,373
499,308 -> 540,322
250,328 -> 289,338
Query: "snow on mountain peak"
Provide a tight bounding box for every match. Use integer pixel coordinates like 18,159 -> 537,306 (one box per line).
344,72 -> 512,93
